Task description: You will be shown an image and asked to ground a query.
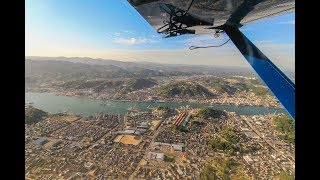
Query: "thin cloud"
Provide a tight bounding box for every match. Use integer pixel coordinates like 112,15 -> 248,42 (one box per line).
277,20 -> 295,25
114,37 -> 158,45
108,30 -> 160,45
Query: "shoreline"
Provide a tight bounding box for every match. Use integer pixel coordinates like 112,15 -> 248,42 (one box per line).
25,90 -> 283,109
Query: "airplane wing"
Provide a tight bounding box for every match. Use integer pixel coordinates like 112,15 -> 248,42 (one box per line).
128,0 -> 295,120
128,0 -> 295,35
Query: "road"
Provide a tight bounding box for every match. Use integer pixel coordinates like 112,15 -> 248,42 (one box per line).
129,121 -> 167,179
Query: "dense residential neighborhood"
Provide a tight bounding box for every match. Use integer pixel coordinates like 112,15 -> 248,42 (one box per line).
25,105 -> 294,179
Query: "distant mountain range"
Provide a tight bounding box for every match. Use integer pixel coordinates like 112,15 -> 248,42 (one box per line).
25,56 -> 260,77
25,59 -> 192,80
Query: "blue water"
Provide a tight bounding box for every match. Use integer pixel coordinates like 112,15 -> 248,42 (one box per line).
25,92 -> 286,116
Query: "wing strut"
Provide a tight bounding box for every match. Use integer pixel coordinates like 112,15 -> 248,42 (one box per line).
223,25 -> 295,119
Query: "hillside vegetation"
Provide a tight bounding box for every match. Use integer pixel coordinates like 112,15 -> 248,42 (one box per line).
158,82 -> 215,99
25,106 -> 47,124
58,78 -> 156,93
273,114 -> 295,144
204,77 -> 272,96
123,78 -> 156,92
200,158 -> 247,180
196,108 -> 227,119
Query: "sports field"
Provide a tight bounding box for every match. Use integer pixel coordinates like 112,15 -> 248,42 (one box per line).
150,120 -> 162,131
114,135 -> 141,145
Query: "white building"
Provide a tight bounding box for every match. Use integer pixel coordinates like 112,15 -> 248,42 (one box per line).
147,152 -> 164,161
243,156 -> 254,164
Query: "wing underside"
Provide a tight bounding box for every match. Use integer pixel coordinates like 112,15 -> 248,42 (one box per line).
128,0 -> 294,35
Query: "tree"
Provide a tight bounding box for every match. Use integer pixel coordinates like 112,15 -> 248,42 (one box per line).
171,125 -> 189,132
274,114 -> 295,144
157,106 -> 169,112
25,106 -> 47,124
164,154 -> 175,163
200,164 -> 217,180
197,108 -> 226,119
278,171 -> 294,180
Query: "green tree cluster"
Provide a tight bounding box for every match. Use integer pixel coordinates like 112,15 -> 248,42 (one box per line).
157,106 -> 169,112
124,78 -> 156,91
171,125 -> 189,132
196,108 -> 226,119
221,128 -> 240,143
164,154 -> 175,163
278,171 -> 294,180
222,158 -> 239,176
208,128 -> 250,155
25,106 -> 47,124
200,164 -> 217,180
208,137 -> 239,155
251,86 -> 271,96
159,82 -> 214,98
274,115 -> 295,144
200,158 -> 240,180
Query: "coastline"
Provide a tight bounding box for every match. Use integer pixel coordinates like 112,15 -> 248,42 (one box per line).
25,89 -> 283,109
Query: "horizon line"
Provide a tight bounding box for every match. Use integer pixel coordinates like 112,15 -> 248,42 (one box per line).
25,55 -> 255,69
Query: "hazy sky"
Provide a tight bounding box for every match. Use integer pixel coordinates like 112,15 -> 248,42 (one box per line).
25,0 -> 295,71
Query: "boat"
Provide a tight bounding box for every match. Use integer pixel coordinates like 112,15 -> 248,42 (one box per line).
100,102 -> 112,107
127,104 -> 140,112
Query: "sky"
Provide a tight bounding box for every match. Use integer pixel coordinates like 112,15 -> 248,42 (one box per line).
25,0 -> 295,72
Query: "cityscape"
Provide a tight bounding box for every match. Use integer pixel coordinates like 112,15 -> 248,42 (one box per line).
25,104 -> 294,179
25,0 -> 295,179
25,57 -> 295,180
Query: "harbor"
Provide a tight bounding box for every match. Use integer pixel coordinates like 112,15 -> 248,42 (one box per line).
25,92 -> 286,117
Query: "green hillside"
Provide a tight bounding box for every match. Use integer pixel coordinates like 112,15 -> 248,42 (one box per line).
158,82 -> 215,99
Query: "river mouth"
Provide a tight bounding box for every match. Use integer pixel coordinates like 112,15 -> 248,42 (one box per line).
25,92 -> 286,117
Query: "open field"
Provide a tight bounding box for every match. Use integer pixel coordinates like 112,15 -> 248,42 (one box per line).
150,120 -> 162,131
114,135 -> 142,145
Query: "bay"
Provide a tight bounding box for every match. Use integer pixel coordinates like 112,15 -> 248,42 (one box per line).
25,92 -> 286,116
